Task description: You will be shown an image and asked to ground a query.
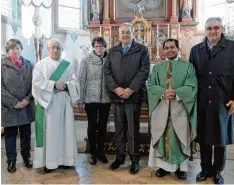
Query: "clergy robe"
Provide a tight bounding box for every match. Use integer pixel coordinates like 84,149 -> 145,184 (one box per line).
147,60 -> 197,172
32,56 -> 79,169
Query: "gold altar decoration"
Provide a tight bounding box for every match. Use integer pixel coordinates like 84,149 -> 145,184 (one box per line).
131,15 -> 152,47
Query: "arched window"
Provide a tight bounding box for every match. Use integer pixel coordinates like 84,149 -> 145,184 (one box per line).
55,0 -> 88,33
58,0 -> 82,30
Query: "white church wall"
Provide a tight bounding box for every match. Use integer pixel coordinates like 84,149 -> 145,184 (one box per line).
1,21 -> 92,68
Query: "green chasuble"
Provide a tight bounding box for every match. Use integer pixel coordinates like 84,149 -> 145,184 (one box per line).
147,60 -> 198,164
35,60 -> 70,147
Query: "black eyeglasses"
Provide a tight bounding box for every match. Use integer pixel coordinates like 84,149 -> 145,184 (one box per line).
206,26 -> 221,31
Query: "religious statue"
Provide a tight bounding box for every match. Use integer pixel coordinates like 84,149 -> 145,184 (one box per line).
91,0 -> 103,21
179,0 -> 193,19
134,3 -> 145,17
134,23 -> 145,44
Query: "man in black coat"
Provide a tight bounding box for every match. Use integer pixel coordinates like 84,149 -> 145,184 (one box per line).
189,17 -> 234,184
104,22 -> 150,174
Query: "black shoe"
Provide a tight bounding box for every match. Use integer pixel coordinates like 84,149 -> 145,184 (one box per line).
175,169 -> 187,180
155,168 -> 170,177
89,155 -> 97,165
213,172 -> 224,184
7,161 -> 16,173
109,159 -> 125,170
196,169 -> 213,182
63,166 -> 72,169
23,158 -> 33,168
98,154 -> 108,164
44,166 -> 56,173
130,162 -> 139,174
58,165 -> 72,169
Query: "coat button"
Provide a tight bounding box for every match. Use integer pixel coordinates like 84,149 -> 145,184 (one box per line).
209,100 -> 212,104
209,72 -> 212,74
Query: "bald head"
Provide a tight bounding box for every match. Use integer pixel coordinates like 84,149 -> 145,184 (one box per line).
47,39 -> 63,60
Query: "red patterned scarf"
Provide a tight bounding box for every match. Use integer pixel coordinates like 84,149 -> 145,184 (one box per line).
8,56 -> 23,69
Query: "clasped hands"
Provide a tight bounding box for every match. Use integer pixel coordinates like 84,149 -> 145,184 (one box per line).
14,99 -> 29,109
114,87 -> 134,99
55,81 -> 66,91
164,89 -> 176,100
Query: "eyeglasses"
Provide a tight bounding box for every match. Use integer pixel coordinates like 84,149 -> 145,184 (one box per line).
206,26 -> 221,31
48,46 -> 62,51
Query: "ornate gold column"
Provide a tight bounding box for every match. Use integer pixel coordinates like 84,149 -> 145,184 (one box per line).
170,0 -> 178,23
103,0 -> 110,24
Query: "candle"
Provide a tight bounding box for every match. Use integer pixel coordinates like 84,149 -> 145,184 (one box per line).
167,24 -> 170,38
156,25 -> 159,60
109,26 -> 112,47
178,23 -> 180,39
156,24 -> 159,38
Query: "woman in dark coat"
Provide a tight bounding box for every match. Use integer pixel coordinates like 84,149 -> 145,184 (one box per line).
1,39 -> 35,173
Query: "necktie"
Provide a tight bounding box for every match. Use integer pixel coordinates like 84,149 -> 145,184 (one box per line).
123,46 -> 129,54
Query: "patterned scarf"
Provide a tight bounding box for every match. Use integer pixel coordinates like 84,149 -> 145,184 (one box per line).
8,56 -> 23,69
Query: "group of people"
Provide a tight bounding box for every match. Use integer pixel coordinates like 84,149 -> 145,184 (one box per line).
1,16 -> 234,185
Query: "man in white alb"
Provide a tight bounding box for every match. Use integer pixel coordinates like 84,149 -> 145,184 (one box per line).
32,39 -> 79,173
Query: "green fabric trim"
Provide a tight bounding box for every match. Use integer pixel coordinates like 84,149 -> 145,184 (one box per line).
156,120 -> 188,164
147,60 -> 198,162
35,60 -> 70,147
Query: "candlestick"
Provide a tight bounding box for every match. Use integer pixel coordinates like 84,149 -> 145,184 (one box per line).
109,26 -> 112,47
167,24 -> 170,38
178,23 -> 180,39
156,24 -> 159,38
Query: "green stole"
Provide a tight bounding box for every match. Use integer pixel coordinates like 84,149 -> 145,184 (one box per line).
35,59 -> 70,147
147,60 -> 197,164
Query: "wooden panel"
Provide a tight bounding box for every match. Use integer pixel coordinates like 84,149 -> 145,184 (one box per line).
74,103 -> 149,123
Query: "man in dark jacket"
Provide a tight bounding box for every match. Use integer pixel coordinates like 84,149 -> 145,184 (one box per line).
104,22 -> 150,174
189,17 -> 234,184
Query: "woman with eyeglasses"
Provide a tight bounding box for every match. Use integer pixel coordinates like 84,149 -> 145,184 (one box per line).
1,39 -> 35,173
78,37 -> 111,165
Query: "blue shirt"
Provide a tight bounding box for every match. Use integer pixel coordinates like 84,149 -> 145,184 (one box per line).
122,42 -> 132,53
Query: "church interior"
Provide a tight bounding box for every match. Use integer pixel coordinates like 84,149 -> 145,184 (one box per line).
1,0 -> 234,184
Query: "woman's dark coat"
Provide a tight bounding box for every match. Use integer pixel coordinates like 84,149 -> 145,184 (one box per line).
1,56 -> 35,127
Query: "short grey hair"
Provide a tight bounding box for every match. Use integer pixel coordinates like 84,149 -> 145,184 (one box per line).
119,22 -> 134,35
47,39 -> 63,48
205,17 -> 224,28
5,39 -> 23,53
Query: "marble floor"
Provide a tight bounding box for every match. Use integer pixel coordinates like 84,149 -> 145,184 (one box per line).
1,150 -> 234,184
1,121 -> 234,184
